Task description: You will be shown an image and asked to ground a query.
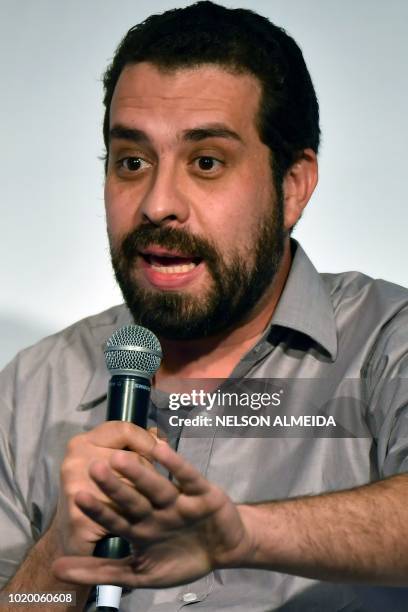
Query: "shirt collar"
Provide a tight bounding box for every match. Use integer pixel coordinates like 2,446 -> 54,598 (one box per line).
269,239 -> 338,360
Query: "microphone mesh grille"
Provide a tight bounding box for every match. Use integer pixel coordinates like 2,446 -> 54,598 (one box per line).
104,325 -> 162,378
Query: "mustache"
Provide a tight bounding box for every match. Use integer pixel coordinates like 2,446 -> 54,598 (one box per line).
117,225 -> 219,263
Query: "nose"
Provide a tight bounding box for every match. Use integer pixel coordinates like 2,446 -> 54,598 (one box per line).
139,162 -> 190,226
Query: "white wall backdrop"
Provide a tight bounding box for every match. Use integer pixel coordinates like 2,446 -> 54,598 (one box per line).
1,0 -> 407,368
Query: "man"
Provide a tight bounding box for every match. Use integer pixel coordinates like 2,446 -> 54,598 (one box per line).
1,2 -> 408,611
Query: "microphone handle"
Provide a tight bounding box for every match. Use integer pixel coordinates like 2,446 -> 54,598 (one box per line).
105,374 -> 151,424
94,374 -> 151,610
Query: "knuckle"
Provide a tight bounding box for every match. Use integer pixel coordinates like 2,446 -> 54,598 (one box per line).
65,433 -> 86,454
102,420 -> 134,436
60,457 -> 75,481
111,449 -> 131,470
60,458 -> 89,493
120,421 -> 137,437
63,483 -> 79,498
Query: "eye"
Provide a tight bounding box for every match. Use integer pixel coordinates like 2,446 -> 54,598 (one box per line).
193,156 -> 224,173
117,157 -> 151,172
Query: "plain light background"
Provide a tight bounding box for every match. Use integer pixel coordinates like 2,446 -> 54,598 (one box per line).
1,0 -> 407,369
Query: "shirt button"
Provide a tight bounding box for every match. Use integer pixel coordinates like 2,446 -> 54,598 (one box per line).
182,592 -> 198,603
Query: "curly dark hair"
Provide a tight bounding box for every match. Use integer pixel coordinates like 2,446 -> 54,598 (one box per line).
102,1 -> 320,184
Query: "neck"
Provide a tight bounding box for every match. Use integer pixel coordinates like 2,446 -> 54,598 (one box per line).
155,239 -> 292,385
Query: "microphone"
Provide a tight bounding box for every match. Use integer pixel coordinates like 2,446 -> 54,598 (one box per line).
94,324 -> 162,611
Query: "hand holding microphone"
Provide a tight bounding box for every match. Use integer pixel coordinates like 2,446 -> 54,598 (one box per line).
47,325 -> 162,611
52,325 -> 249,602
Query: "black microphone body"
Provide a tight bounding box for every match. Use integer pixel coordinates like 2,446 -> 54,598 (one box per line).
105,374 -> 152,425
94,374 -> 152,562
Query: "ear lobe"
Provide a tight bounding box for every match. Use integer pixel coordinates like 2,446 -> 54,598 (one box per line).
282,149 -> 318,231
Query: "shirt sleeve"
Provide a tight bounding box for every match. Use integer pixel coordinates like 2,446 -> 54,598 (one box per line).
364,305 -> 408,478
0,358 -> 36,587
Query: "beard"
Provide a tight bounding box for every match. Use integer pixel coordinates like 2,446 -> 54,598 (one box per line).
109,198 -> 285,340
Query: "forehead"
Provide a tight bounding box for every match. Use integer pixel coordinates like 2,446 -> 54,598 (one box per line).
109,62 -> 263,137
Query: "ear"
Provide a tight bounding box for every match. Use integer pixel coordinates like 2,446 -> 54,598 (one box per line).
282,149 -> 318,231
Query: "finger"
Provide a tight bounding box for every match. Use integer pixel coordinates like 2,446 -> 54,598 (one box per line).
74,490 -> 134,538
83,421 -> 158,458
110,451 -> 179,508
152,442 -> 210,495
108,452 -> 218,529
89,460 -> 152,520
53,555 -> 139,588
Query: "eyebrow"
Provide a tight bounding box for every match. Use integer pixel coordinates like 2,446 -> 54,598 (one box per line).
182,124 -> 243,143
110,126 -> 150,144
109,123 -> 243,145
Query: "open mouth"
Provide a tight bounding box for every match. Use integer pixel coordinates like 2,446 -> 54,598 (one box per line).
140,252 -> 202,274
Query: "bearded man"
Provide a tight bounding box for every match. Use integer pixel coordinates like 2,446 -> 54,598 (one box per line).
1,3 -> 408,611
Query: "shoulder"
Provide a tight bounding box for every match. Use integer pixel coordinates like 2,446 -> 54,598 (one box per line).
11,303 -> 128,364
322,271 -> 408,375
322,270 -> 408,333
0,303 -> 131,403
322,270 -> 408,316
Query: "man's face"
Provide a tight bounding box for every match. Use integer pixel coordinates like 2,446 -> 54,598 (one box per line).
105,62 -> 285,339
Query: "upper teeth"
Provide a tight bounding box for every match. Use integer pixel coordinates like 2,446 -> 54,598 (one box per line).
151,262 -> 197,273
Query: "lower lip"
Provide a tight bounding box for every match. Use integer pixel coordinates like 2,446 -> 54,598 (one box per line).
138,256 -> 204,289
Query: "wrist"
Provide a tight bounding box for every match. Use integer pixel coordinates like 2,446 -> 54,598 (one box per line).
237,502 -> 286,570
233,504 -> 263,568
40,522 -> 66,561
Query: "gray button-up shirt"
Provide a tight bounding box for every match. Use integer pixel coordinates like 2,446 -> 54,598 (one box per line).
1,242 -> 408,611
